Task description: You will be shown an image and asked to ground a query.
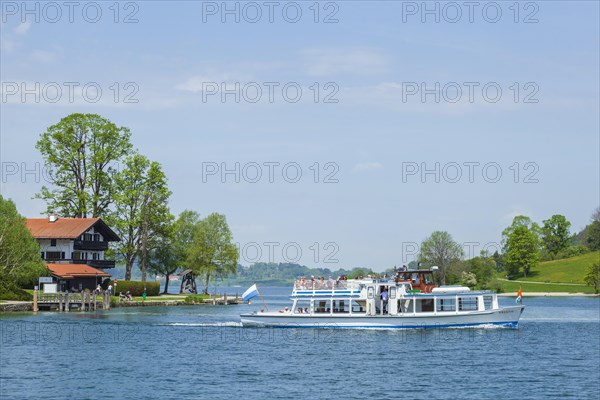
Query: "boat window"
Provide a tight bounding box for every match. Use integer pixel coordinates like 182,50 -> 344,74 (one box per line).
399,299 -> 413,313
416,299 -> 434,312
458,297 -> 478,311
436,297 -> 456,312
315,300 -> 331,314
389,286 -> 396,299
483,296 -> 493,310
351,300 -> 366,313
333,300 -> 349,313
367,287 -> 374,299
295,300 -> 310,314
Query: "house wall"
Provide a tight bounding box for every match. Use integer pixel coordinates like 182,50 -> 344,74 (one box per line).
38,227 -> 106,262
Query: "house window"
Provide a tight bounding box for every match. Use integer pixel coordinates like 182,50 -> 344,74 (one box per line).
40,252 -> 44,259
50,239 -> 57,246
46,252 -> 62,260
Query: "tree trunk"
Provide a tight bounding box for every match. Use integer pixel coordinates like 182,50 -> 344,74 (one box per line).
125,260 -> 132,281
141,220 -> 148,282
164,274 -> 170,294
203,272 -> 211,294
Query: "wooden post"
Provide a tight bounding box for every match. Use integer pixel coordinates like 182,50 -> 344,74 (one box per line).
93,292 -> 97,311
224,292 -> 227,305
33,288 -> 38,313
58,292 -> 63,312
81,290 -> 85,311
65,292 -> 69,312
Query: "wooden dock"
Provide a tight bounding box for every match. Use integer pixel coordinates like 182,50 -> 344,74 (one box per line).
35,291 -> 111,312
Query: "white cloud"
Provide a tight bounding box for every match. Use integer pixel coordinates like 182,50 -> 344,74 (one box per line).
31,49 -> 56,63
13,21 -> 31,35
301,48 -> 389,77
353,162 -> 384,172
1,21 -> 31,52
0,35 -> 16,52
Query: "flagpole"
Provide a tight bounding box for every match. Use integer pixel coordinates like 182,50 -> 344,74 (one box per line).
257,286 -> 268,311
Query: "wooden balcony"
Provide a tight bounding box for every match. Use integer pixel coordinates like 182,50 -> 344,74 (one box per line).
45,259 -> 116,269
74,240 -> 109,251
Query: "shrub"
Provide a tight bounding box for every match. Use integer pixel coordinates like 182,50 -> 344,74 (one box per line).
109,296 -> 120,307
184,294 -> 210,304
558,245 -> 590,259
487,279 -> 504,294
584,263 -> 600,294
0,282 -> 33,301
114,281 -> 159,296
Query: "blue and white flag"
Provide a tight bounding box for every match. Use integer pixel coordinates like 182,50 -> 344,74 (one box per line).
242,284 -> 259,302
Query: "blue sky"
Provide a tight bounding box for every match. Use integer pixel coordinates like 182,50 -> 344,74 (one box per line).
1,1 -> 598,271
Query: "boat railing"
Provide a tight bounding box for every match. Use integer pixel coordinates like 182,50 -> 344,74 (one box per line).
294,279 -> 348,291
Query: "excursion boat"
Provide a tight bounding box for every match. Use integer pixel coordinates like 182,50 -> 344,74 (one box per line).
240,269 -> 524,329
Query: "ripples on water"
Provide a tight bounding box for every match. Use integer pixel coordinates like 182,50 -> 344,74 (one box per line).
1,288 -> 598,399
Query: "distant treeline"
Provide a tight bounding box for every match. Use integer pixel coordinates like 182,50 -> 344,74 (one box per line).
218,262 -> 383,286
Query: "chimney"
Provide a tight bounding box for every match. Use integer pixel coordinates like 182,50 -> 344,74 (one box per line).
49,213 -> 58,223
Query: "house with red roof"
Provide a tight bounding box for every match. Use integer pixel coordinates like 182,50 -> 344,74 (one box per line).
25,214 -> 120,291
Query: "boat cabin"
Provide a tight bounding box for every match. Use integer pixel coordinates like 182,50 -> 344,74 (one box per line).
290,269 -> 500,317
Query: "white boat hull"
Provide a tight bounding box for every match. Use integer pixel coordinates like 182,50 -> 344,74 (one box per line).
241,306 -> 524,329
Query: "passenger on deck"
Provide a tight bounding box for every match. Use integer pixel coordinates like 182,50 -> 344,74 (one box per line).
304,307 -> 309,313
381,288 -> 389,314
297,307 -> 303,313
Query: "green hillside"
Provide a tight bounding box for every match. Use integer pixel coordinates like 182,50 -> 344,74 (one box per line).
520,251 -> 599,284
499,251 -> 599,293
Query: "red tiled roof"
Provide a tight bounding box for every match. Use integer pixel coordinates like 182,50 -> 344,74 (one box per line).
47,264 -> 111,279
25,218 -> 120,241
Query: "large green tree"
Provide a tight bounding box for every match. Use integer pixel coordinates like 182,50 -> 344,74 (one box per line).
541,215 -> 572,258
585,207 -> 600,251
109,154 -> 172,280
502,215 -> 541,252
187,213 -> 239,294
505,226 -> 540,278
36,113 -> 132,218
584,262 -> 600,294
147,211 -> 202,293
419,231 -> 463,285
0,196 -> 46,297
147,233 -> 179,294
466,255 -> 496,289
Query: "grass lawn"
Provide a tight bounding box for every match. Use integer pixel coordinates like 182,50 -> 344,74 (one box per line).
513,251 -> 599,284
497,251 -> 599,293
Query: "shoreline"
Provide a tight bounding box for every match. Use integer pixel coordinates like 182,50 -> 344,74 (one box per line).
498,292 -> 598,297
0,296 -> 246,313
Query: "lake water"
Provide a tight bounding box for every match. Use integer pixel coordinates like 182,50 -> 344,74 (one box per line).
1,287 -> 599,399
